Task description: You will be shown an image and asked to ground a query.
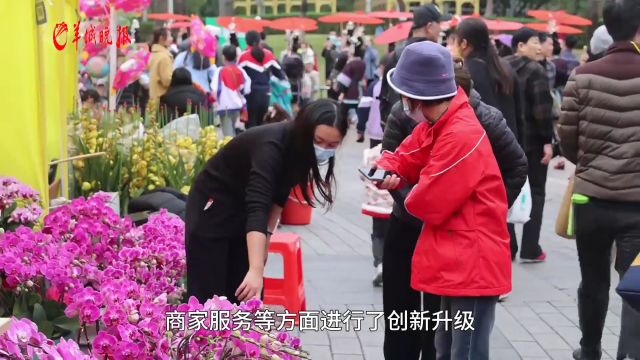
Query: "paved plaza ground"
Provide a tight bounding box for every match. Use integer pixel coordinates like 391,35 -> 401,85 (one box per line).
272,129 -> 626,360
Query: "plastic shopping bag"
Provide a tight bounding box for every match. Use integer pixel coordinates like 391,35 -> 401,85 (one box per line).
161,114 -> 201,141
507,178 -> 532,224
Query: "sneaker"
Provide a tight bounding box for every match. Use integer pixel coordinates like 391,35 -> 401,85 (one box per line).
521,251 -> 547,263
372,264 -> 383,287
498,292 -> 510,302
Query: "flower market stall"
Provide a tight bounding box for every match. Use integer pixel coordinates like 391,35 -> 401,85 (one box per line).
0,0 -> 312,356
0,179 -> 309,359
67,101 -> 231,215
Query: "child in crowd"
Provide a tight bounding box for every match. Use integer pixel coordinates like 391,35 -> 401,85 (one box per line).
301,57 -> 320,105
80,88 -> 104,118
211,45 -> 251,137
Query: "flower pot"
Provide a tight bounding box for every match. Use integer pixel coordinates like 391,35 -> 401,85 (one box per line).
281,185 -> 313,226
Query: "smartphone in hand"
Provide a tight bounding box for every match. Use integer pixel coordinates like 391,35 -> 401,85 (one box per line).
358,168 -> 387,182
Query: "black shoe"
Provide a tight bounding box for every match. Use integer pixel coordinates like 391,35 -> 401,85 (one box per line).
356,134 -> 365,143
573,348 -> 603,360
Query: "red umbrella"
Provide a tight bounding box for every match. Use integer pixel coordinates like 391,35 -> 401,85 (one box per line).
370,10 -> 413,19
526,22 -> 583,34
268,17 -> 318,31
556,13 -> 592,26
374,21 -> 412,45
167,21 -> 191,29
448,16 -> 522,31
527,10 -> 592,26
319,12 -> 384,25
147,13 -> 191,21
483,19 -> 523,31
352,12 -> 385,25
216,16 -> 271,32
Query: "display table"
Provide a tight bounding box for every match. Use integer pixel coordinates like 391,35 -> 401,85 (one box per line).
0,318 -> 11,335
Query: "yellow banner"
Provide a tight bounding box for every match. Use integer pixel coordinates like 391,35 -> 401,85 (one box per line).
0,0 -> 78,206
0,1 -> 49,205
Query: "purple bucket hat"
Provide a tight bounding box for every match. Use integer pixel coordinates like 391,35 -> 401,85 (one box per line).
387,41 -> 457,100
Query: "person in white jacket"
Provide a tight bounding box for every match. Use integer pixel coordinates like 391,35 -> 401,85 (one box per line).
211,45 -> 252,137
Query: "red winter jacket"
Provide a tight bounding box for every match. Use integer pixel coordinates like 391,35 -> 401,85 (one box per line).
378,89 -> 512,297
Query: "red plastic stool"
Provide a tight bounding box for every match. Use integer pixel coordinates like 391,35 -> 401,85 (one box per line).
281,185 -> 313,225
263,232 -> 307,320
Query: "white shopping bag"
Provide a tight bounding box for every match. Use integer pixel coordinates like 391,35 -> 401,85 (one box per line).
507,178 -> 532,224
161,114 -> 201,141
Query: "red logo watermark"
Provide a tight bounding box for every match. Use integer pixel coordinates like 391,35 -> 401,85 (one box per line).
53,21 -> 131,51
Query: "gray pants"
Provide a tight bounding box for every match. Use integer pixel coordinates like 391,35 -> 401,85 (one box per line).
372,217 -> 388,267
435,296 -> 498,360
218,110 -> 239,138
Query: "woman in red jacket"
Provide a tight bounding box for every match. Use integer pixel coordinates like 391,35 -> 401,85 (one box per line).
377,41 -> 512,360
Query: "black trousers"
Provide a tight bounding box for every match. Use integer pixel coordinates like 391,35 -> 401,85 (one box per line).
575,198 -> 640,359
185,186 -> 248,305
383,215 -> 440,360
510,147 -> 548,259
245,91 -> 270,129
357,106 -> 370,134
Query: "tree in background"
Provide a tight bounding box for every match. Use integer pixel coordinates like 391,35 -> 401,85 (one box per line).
485,0 -> 495,17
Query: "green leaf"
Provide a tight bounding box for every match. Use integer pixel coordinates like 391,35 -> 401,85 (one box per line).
27,292 -> 42,307
52,315 -> 80,332
61,328 -> 79,341
12,295 -> 29,318
35,319 -> 54,338
33,303 -> 46,323
42,300 -> 65,320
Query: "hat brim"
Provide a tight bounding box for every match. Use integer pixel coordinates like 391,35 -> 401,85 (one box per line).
439,13 -> 452,21
387,68 -> 457,101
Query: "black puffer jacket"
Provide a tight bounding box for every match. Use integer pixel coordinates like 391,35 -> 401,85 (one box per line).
469,89 -> 528,205
382,90 -> 528,225
159,85 -> 207,120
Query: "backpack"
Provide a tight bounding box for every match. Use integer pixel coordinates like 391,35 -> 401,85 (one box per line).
282,54 -> 304,81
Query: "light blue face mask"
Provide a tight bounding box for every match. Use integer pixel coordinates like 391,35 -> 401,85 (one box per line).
314,144 -> 336,164
402,98 -> 429,124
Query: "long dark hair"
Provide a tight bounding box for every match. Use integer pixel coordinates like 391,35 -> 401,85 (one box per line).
246,30 -> 265,63
456,18 -> 513,95
288,99 -> 348,207
187,50 -> 210,69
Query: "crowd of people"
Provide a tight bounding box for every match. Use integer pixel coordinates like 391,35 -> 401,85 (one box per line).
78,1 -> 640,359
362,2 -> 639,360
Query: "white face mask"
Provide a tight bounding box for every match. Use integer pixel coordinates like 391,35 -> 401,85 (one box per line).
314,143 -> 336,164
402,98 -> 428,123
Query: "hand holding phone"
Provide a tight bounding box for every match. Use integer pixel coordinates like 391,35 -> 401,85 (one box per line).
359,168 -> 403,190
359,167 -> 387,182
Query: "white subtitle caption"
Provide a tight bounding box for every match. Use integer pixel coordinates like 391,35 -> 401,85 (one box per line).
165,310 -> 474,332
